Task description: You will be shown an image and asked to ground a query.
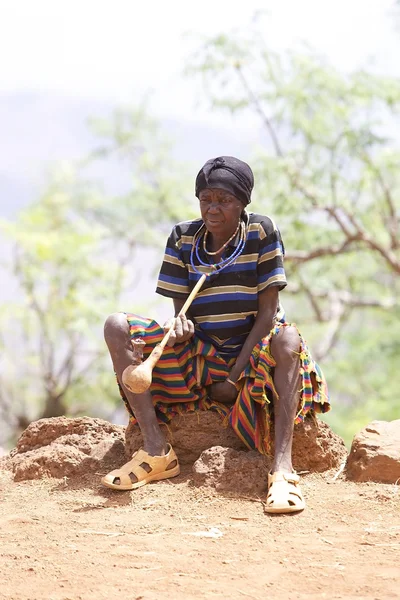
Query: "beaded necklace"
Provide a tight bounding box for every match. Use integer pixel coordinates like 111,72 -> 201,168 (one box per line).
202,220 -> 241,256
190,220 -> 247,277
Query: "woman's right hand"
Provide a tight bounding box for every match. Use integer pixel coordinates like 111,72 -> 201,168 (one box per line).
163,315 -> 195,347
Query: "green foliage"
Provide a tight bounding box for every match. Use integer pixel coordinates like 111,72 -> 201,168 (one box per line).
85,104 -> 197,241
322,307 -> 400,446
0,168 -> 120,437
0,108 -> 192,445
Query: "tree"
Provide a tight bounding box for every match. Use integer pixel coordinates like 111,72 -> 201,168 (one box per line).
188,28 -> 400,442
0,167 -> 120,439
0,106 -> 194,446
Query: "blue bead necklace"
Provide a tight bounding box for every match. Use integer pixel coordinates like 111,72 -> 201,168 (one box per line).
189,220 -> 247,277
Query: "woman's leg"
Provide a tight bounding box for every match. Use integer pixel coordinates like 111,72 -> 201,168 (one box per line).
104,313 -> 168,456
270,325 -> 301,473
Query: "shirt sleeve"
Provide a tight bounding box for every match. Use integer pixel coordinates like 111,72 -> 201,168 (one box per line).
257,220 -> 287,293
155,226 -> 190,299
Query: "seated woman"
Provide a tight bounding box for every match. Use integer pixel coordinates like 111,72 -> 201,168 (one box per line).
102,156 -> 330,514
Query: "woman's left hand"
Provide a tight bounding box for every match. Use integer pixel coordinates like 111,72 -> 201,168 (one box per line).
209,380 -> 238,404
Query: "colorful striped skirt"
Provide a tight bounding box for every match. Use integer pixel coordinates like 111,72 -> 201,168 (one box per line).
117,314 -> 330,456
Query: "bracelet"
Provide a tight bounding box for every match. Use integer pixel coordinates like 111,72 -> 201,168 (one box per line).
226,377 -> 238,389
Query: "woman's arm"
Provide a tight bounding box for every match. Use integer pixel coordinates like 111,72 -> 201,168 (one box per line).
209,286 -> 279,402
229,285 -> 279,382
172,298 -> 186,317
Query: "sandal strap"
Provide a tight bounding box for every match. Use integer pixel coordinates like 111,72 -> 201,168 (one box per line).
268,471 -> 300,486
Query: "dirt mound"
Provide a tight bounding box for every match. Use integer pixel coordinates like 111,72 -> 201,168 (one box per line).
292,414 -> 347,471
6,413 -> 346,483
7,417 -> 126,481
126,410 -> 246,464
126,411 -> 347,472
0,454 -> 11,472
192,446 -> 268,494
346,419 -> 400,483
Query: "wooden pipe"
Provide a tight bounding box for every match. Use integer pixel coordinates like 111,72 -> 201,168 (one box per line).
122,273 -> 207,395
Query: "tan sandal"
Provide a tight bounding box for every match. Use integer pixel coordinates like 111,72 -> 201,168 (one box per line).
101,444 -> 180,491
265,471 -> 305,514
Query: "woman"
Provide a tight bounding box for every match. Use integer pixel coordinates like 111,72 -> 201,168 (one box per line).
102,156 -> 330,514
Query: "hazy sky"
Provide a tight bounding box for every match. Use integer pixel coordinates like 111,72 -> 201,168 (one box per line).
1,0 -> 398,123
0,0 -> 399,219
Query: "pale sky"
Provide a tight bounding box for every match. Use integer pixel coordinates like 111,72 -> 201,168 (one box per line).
0,0 -> 399,220
0,0 -> 398,123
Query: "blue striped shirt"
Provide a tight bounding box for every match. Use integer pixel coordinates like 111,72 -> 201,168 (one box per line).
156,212 -> 287,358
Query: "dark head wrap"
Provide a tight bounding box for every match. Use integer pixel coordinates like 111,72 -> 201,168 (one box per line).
195,156 -> 254,206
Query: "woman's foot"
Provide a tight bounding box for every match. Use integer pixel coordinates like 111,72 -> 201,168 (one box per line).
265,471 -> 305,514
101,444 -> 180,491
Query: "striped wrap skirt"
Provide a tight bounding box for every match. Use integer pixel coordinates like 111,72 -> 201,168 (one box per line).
117,314 -> 330,455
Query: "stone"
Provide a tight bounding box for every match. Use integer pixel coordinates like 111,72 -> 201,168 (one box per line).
125,411 -> 246,464
8,417 -> 126,481
192,446 -> 268,495
292,415 -> 347,472
126,410 -> 347,472
346,420 -> 400,483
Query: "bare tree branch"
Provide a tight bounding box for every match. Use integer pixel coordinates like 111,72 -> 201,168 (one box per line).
297,274 -> 324,322
339,206 -> 400,274
235,63 -> 284,157
285,238 -> 357,264
360,151 -> 399,250
286,285 -> 397,310
314,301 -> 350,362
235,65 -> 400,275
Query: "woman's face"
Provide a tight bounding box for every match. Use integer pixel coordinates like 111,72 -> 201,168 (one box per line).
199,188 -> 243,237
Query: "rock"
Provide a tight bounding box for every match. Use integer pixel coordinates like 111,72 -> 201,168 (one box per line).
292,416 -> 347,472
346,420 -> 400,483
9,417 -> 126,481
125,411 -> 246,464
192,446 -> 268,495
126,411 -> 347,472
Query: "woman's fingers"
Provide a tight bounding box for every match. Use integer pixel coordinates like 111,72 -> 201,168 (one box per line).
178,315 -> 195,341
163,318 -> 176,347
187,319 -> 195,337
175,315 -> 184,339
164,316 -> 195,346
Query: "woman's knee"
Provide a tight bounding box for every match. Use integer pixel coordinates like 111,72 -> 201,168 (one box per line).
104,312 -> 129,343
271,326 -> 300,362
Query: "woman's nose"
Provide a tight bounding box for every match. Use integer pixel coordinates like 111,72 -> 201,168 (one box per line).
207,202 -> 221,213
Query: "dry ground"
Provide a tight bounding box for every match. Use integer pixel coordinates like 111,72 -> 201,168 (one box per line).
0,465 -> 399,600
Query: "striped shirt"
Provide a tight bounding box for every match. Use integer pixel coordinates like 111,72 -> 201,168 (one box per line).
156,211 -> 287,358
